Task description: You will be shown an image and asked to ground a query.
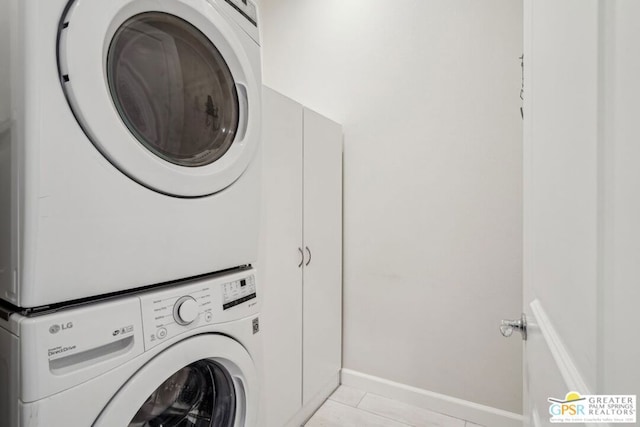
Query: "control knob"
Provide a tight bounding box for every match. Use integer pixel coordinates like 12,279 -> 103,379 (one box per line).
173,296 -> 199,325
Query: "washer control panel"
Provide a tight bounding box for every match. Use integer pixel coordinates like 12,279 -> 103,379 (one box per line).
139,270 -> 258,351
173,296 -> 200,325
222,276 -> 257,310
222,0 -> 258,26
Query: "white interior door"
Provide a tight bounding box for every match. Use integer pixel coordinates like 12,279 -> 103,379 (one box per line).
260,87 -> 304,427
522,1 -> 600,422
522,1 -> 640,425
302,108 -> 343,405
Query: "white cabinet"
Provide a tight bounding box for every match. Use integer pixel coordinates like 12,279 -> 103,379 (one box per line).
260,87 -> 342,427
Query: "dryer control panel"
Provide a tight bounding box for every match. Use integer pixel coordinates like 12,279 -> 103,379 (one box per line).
139,269 -> 259,351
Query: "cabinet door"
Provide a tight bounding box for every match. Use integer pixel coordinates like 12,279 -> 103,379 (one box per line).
260,87 -> 304,427
302,108 -> 343,404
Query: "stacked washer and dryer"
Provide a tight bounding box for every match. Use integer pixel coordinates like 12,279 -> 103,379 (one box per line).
0,0 -> 262,425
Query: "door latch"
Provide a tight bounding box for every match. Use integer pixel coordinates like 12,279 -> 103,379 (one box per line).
500,313 -> 527,341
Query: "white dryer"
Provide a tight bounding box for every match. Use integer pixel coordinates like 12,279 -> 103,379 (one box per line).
0,0 -> 261,308
0,268 -> 261,427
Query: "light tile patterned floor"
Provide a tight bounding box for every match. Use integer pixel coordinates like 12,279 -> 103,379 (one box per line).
304,386 -> 485,427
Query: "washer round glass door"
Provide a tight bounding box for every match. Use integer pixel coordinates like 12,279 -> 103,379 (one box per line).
58,0 -> 260,197
129,359 -> 235,426
94,335 -> 258,427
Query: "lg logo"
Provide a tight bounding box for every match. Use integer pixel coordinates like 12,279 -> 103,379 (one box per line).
49,322 -> 73,334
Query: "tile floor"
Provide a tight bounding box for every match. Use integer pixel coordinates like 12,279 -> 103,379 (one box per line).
304,386 -> 484,427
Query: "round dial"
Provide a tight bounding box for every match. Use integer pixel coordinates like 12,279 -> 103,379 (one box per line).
173,296 -> 199,325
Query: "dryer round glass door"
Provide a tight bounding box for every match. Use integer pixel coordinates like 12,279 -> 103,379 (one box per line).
107,12 -> 239,169
58,0 -> 261,197
93,335 -> 258,427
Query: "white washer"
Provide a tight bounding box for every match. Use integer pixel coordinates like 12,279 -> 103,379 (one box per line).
0,0 -> 261,308
0,268 -> 261,427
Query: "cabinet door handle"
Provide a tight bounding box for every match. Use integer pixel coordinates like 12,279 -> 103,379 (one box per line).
298,247 -> 304,268
305,246 -> 312,266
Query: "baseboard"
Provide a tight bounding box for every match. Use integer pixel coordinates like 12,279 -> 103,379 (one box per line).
341,369 -> 523,427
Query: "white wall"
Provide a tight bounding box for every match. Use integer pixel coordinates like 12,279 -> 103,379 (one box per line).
260,0 -> 524,413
